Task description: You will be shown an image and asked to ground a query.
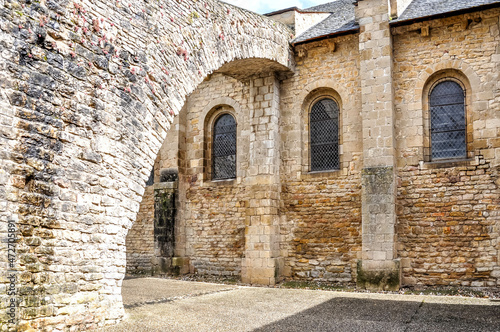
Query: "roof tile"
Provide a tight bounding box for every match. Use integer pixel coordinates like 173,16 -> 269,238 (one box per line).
397,0 -> 500,22
292,0 -> 500,44
293,0 -> 357,44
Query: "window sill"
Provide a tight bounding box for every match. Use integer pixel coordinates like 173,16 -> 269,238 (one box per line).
203,178 -> 237,187
299,168 -> 345,180
419,157 -> 478,169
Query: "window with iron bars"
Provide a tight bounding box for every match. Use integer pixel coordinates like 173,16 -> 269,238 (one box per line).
212,113 -> 236,180
310,98 -> 340,171
430,80 -> 466,160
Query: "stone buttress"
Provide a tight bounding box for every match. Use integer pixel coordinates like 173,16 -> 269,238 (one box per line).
356,0 -> 400,290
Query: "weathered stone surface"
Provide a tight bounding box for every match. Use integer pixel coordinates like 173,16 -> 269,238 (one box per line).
392,6 -> 500,288
0,0 -> 293,330
128,3 -> 500,293
159,168 -> 178,183
357,259 -> 401,291
2,0 -> 500,330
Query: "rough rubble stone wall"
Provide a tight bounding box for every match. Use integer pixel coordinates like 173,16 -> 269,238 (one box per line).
280,34 -> 363,282
397,160 -> 500,287
141,36 -> 364,285
0,0 -> 293,330
393,9 -> 500,287
179,73 -> 250,277
125,186 -> 154,275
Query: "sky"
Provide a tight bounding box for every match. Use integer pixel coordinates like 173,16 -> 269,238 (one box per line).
222,0 -> 332,15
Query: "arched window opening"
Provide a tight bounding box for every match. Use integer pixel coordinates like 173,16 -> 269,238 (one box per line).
212,113 -> 236,180
310,98 -> 340,171
430,81 -> 466,160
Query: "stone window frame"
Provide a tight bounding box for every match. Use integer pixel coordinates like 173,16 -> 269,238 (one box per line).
301,88 -> 344,175
211,112 -> 237,180
202,102 -> 240,184
422,70 -> 473,164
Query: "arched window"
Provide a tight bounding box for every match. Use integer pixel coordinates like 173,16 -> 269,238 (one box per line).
430,80 -> 466,160
310,98 -> 339,171
212,113 -> 236,180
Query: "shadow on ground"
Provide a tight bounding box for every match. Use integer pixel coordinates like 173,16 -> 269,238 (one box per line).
254,297 -> 500,332
103,278 -> 500,332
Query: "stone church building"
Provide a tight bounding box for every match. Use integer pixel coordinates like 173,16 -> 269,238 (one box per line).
126,0 -> 500,290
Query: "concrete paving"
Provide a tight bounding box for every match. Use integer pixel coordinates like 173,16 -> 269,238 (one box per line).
120,277 -> 239,307
103,278 -> 500,332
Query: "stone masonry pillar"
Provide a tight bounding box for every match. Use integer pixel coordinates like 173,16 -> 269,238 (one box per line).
356,0 -> 400,290
241,74 -> 282,285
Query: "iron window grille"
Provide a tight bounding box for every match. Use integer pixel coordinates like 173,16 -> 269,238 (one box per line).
430,81 -> 466,160
310,98 -> 340,171
212,113 -> 236,180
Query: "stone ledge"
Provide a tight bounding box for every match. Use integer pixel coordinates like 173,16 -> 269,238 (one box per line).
357,259 -> 401,291
154,182 -> 178,190
419,157 -> 478,170
172,257 -> 191,275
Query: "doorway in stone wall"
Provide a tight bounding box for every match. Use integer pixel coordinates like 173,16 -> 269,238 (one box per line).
125,168 -> 180,276
153,170 -> 178,274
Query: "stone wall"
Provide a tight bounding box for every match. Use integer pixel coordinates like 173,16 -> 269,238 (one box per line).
397,159 -> 500,287
178,73 -> 250,277
356,0 -> 400,291
156,115 -> 180,177
126,112 -> 180,275
280,34 -> 363,282
125,186 -> 155,274
392,8 -> 500,287
0,0 -> 293,330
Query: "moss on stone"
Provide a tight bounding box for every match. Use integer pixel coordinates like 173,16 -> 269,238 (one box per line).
356,260 -> 401,291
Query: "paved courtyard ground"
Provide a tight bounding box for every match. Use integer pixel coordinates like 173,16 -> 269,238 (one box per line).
102,277 -> 500,332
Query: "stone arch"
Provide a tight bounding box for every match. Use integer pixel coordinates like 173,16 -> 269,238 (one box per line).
299,79 -> 350,112
416,60 -> 481,115
416,60 -> 481,91
201,97 -> 243,124
0,0 -> 293,330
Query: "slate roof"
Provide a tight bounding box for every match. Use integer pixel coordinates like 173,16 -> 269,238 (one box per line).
304,1 -> 353,13
292,0 -> 500,45
292,0 -> 357,44
397,0 -> 500,23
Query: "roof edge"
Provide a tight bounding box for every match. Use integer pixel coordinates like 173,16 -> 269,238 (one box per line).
292,27 -> 360,46
264,7 -> 332,16
391,2 -> 500,27
264,7 -> 300,16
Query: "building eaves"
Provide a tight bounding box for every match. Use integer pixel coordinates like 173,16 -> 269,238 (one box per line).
291,0 -> 357,45
292,17 -> 359,45
264,6 -> 331,16
292,0 -> 500,45
392,0 -> 500,26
